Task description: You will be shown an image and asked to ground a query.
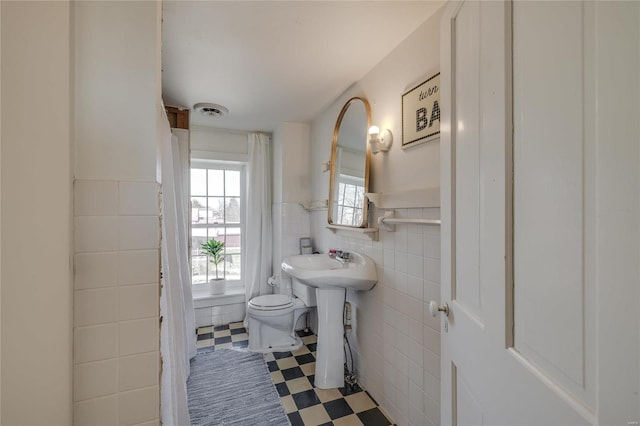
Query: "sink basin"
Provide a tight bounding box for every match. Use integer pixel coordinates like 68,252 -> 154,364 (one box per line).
281,252 -> 377,291
281,251 -> 378,389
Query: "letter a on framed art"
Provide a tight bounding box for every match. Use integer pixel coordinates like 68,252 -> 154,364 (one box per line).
402,72 -> 440,149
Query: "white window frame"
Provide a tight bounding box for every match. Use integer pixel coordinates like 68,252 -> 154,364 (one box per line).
190,160 -> 246,291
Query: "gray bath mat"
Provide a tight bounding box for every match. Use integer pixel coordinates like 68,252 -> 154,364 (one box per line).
187,349 -> 290,426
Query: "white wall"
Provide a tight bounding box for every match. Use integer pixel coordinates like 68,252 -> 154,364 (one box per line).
1,2 -> 73,424
272,123 -> 312,294
273,122 -> 311,205
73,2 -> 162,424
190,125 -> 249,163
310,29 -> 441,207
309,6 -> 445,426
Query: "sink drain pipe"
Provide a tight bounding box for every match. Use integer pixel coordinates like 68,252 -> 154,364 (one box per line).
343,301 -> 356,388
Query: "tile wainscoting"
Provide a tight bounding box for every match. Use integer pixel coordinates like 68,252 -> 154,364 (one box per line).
73,179 -> 161,426
311,207 -> 441,426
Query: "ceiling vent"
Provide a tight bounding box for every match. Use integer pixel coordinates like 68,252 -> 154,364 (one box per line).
193,102 -> 229,117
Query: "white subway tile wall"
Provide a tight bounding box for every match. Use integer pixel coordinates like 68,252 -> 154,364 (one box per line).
274,202 -> 312,295
118,181 -> 160,216
311,206 -> 441,426
194,303 -> 246,328
118,216 -> 160,251
75,252 -> 118,290
74,324 -> 119,364
118,353 -> 159,392
73,179 -> 160,425
74,359 -> 119,401
118,387 -> 160,426
281,203 -> 312,257
74,180 -> 119,216
118,250 -> 160,286
74,395 -> 119,426
74,288 -> 119,326
74,216 -> 119,253
73,3 -> 162,423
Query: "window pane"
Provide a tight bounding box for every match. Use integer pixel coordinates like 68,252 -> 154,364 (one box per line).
354,208 -> 363,226
191,197 -> 207,224
207,169 -> 224,196
191,256 -> 207,284
192,228 -> 208,256
338,183 -> 346,204
344,185 -> 356,207
341,207 -> 354,225
207,227 -> 225,243
191,169 -> 207,196
225,197 -> 241,223
226,254 -> 241,281
355,187 -> 364,205
225,227 -> 241,252
225,170 -> 240,197
208,197 -> 224,224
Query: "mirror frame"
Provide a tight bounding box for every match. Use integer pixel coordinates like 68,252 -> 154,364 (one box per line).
328,96 -> 372,228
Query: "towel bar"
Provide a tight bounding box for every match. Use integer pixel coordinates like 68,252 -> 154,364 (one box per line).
377,211 -> 441,232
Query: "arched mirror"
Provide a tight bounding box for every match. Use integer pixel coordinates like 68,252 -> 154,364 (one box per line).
328,97 -> 371,227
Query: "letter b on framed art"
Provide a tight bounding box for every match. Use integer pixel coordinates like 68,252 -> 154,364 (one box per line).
402,72 -> 440,149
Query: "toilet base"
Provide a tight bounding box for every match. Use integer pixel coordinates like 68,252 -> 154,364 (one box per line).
246,296 -> 313,354
247,311 -> 306,353
247,334 -> 303,353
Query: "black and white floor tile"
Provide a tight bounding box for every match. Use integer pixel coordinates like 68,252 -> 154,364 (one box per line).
196,322 -> 394,426
196,322 -> 249,351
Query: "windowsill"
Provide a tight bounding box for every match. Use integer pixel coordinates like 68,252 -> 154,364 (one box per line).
192,285 -> 245,308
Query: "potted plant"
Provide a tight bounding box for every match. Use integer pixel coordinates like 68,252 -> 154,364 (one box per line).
201,238 -> 226,294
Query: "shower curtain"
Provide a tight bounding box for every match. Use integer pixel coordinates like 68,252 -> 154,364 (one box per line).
159,123 -> 196,425
245,133 -> 273,315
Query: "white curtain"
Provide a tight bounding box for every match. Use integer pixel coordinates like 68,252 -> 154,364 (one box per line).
245,133 -> 273,310
160,126 -> 196,425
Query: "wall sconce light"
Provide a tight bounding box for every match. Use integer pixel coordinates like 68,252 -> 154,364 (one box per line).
321,161 -> 331,172
368,125 -> 393,154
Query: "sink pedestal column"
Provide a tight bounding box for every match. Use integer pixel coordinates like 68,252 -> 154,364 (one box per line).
314,287 -> 345,389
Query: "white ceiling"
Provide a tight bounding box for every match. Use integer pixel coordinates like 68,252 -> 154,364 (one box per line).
161,1 -> 444,132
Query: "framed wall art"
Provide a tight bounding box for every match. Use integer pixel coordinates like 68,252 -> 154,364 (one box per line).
402,72 -> 440,149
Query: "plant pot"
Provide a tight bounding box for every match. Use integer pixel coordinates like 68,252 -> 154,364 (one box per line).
210,279 -> 226,295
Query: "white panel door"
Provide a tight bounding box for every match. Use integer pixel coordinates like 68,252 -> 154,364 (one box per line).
439,1 -> 640,425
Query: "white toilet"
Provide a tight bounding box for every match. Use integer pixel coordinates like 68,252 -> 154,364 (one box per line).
247,279 -> 316,352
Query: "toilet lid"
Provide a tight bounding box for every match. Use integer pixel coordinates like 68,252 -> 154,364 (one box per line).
250,294 -> 294,310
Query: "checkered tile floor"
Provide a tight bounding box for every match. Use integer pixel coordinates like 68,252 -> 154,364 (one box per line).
196,322 -> 394,426
196,321 -> 249,351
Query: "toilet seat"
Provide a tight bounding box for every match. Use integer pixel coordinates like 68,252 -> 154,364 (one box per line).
248,294 -> 294,311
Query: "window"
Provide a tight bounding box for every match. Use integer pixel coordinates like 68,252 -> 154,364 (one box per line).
336,175 -> 365,226
190,164 -> 245,285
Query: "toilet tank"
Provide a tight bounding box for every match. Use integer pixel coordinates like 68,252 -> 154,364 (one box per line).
292,278 -> 317,307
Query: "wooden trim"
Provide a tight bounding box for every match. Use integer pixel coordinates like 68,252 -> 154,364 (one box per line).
165,106 -> 189,129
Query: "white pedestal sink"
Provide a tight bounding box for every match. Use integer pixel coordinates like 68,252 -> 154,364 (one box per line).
282,251 -> 377,389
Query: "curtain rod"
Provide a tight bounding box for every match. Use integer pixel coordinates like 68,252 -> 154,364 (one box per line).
191,125 -> 273,137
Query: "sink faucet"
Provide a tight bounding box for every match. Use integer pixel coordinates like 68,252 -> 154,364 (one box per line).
336,251 -> 350,262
